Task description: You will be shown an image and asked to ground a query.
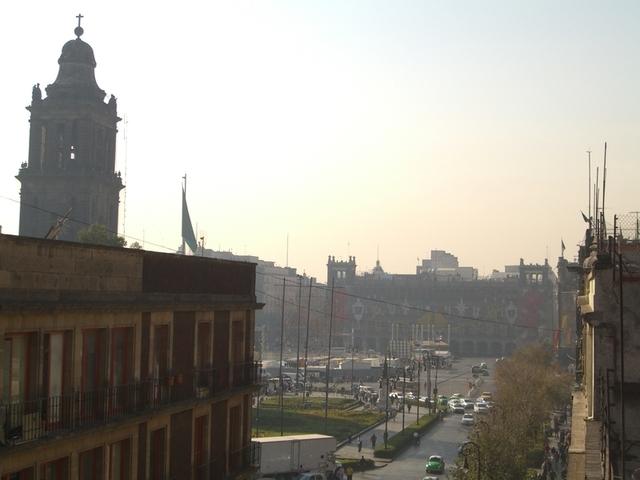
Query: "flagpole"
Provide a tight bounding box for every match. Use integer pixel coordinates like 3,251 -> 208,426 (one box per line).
181,174 -> 187,254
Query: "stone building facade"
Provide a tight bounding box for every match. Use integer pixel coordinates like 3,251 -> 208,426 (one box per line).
567,217 -> 640,479
325,252 -> 557,357
17,22 -> 123,241
0,234 -> 260,479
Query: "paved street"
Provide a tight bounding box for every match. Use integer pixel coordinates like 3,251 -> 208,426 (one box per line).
354,413 -> 470,480
342,357 -> 497,480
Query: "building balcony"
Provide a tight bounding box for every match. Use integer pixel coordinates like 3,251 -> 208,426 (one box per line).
0,362 -> 260,449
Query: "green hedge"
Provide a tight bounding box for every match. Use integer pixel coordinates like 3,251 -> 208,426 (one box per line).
336,457 -> 376,472
526,446 -> 545,467
373,414 -> 437,459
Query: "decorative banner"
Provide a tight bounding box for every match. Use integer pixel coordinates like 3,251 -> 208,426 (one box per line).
505,301 -> 518,324
352,298 -> 365,322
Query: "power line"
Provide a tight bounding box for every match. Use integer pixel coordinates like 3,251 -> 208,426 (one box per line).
2,194 -> 562,333
255,271 -> 556,333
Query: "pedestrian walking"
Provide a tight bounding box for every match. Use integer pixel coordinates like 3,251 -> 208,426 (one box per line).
357,437 -> 362,453
370,433 -> 377,449
346,466 -> 353,480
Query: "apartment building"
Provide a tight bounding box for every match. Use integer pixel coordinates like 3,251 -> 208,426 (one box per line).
0,233 -> 261,479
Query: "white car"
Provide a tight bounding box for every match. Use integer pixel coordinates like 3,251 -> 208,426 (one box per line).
474,402 -> 489,414
461,413 -> 475,426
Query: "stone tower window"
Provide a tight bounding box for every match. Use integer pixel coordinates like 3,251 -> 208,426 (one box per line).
39,126 -> 47,170
56,123 -> 65,170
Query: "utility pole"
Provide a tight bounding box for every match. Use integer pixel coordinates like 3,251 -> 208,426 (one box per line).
401,362 -> 406,431
302,278 -> 313,406
296,277 -> 302,390
384,352 -> 389,448
416,357 -> 421,422
350,328 -> 355,396
433,359 -> 439,406
426,351 -> 432,415
324,277 -> 335,433
279,278 -> 286,436
619,252 -> 626,477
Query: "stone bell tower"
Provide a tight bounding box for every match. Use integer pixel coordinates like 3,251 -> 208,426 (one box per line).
17,15 -> 124,240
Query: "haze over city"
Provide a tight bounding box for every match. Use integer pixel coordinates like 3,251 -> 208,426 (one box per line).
1,1 -> 639,280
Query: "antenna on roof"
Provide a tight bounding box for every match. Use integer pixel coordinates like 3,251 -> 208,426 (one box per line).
587,150 -> 591,221
602,142 -> 607,237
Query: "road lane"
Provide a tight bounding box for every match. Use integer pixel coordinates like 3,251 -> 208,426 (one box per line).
354,413 -> 471,480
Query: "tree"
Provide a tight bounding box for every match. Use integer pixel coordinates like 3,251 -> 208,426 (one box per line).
77,224 -> 127,247
129,241 -> 142,249
454,344 -> 571,480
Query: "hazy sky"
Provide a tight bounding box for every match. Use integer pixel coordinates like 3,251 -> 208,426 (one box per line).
1,1 -> 639,281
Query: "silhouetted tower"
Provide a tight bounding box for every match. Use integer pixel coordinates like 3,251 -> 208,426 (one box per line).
327,256 -> 357,285
17,16 -> 124,240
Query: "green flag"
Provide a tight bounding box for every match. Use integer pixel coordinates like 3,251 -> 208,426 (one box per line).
182,187 -> 198,253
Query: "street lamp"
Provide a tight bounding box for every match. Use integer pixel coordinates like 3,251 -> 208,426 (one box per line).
461,441 -> 481,480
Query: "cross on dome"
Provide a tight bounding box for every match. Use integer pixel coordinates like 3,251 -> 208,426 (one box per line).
74,13 -> 85,38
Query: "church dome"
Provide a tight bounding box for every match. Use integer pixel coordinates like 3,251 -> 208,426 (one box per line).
45,24 -> 105,102
58,38 -> 97,68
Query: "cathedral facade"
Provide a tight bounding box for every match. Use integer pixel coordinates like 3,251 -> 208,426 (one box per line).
17,20 -> 123,241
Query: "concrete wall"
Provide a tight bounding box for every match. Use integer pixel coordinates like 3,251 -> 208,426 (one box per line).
0,234 -> 142,292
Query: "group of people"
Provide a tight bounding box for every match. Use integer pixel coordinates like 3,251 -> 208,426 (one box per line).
353,432 -> 378,452
539,407 -> 571,480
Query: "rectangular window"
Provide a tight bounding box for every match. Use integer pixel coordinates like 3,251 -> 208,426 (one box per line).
153,325 -> 169,379
111,327 -> 133,387
152,325 -> 169,403
109,438 -> 131,480
196,323 -> 211,388
1,467 -> 34,480
3,333 -> 38,402
149,428 -> 166,480
82,329 -> 107,392
194,415 -> 208,479
41,457 -> 69,480
79,447 -> 104,480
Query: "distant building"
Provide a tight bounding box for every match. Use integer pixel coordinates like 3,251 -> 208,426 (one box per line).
416,250 -> 478,281
0,233 -> 260,479
324,252 -> 556,357
202,248 -> 323,356
17,21 -> 123,241
567,214 -> 640,479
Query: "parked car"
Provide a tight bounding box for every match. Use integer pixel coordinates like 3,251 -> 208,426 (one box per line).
452,404 -> 465,414
481,392 -> 493,401
425,455 -> 445,474
463,399 -> 475,411
461,413 -> 475,426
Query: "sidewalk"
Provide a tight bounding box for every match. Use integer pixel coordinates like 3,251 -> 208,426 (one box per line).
539,408 -> 572,480
337,407 -> 423,462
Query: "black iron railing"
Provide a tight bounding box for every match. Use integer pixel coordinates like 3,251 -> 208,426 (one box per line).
0,362 -> 261,447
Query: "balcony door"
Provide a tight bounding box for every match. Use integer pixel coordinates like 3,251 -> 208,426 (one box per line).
43,331 -> 72,427
81,329 -> 107,421
110,327 -> 133,413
